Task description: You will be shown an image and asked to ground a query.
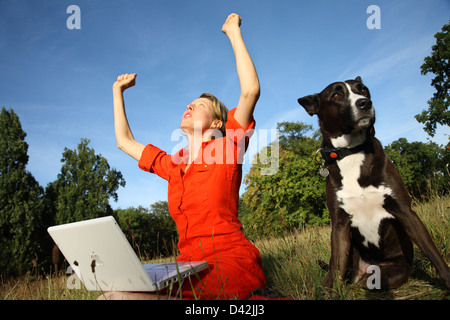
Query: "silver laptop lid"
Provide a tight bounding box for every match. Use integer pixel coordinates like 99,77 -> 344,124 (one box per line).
48,216 -> 158,291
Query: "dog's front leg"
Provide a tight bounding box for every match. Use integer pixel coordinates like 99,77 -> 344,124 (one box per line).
324,214 -> 352,288
395,204 -> 450,289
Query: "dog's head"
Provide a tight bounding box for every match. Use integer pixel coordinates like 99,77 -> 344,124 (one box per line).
298,76 -> 375,137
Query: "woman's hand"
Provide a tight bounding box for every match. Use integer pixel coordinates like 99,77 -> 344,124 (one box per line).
113,73 -> 137,92
112,72 -> 145,161
222,13 -> 241,36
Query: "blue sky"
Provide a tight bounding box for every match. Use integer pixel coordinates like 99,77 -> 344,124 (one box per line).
1,0 -> 449,209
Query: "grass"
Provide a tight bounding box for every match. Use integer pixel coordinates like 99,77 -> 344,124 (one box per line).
256,194 -> 450,300
1,196 -> 449,300
0,272 -> 98,300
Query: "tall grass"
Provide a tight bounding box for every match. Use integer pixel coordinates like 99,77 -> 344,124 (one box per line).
256,195 -> 450,300
1,196 -> 448,300
0,271 -> 98,300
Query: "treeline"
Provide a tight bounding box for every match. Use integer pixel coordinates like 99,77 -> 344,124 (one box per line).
0,107 -> 176,277
0,107 -> 448,277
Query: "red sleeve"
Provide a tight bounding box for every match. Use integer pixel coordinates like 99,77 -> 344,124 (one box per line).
138,144 -> 171,181
225,108 -> 256,132
224,108 -> 256,164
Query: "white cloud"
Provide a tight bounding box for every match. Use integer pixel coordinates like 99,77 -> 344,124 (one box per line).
337,35 -> 433,85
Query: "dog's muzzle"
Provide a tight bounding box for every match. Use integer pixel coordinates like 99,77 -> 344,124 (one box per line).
354,98 -> 374,130
356,98 -> 372,110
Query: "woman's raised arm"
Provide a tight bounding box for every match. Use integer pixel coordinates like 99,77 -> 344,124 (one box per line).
112,73 -> 145,161
222,13 -> 260,128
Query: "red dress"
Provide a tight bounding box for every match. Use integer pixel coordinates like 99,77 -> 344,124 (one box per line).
138,108 -> 267,299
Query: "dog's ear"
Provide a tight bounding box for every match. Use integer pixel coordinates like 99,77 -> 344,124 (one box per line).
298,94 -> 320,116
369,126 -> 375,138
355,76 -> 362,83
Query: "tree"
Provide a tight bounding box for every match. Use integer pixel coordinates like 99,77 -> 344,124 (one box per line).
415,22 -> 450,137
277,121 -> 321,154
0,107 -> 48,275
49,138 -> 125,224
384,138 -> 449,198
241,122 -> 328,239
116,201 -> 177,259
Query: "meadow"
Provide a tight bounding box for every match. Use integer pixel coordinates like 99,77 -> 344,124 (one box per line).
1,195 -> 448,300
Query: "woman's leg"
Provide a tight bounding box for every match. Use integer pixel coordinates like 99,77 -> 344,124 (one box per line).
97,291 -> 169,300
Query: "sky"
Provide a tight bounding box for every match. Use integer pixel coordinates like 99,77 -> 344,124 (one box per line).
1,0 -> 449,210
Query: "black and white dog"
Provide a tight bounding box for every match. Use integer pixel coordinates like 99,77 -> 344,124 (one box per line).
298,76 -> 450,290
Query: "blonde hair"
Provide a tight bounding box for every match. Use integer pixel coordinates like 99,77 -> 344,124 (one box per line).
200,93 -> 228,136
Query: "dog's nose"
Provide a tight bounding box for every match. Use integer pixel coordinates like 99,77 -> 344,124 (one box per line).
356,98 -> 372,110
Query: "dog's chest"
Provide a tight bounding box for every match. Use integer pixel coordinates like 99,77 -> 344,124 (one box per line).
335,153 -> 394,248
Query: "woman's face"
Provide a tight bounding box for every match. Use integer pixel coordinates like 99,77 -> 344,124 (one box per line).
180,98 -> 218,135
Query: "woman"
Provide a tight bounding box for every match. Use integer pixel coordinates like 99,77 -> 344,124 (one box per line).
104,13 -> 266,300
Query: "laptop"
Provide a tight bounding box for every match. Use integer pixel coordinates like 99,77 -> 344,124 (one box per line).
47,216 -> 208,292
